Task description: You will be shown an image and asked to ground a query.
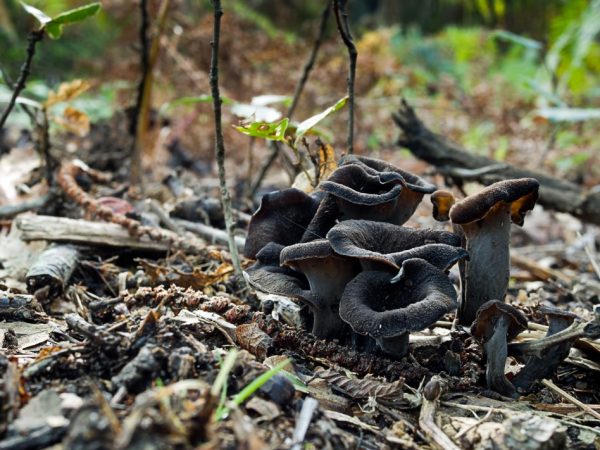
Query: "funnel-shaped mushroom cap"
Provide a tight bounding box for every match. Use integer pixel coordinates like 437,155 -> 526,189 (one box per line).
539,305 -> 579,335
327,220 -> 462,270
340,155 -> 437,194
431,190 -> 456,222
340,258 -> 457,341
450,178 -> 539,227
471,300 -> 528,341
280,239 -> 359,339
244,188 -> 320,259
245,242 -> 311,300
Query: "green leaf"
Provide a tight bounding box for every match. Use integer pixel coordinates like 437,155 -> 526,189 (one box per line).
492,30 -> 542,51
45,2 -> 102,39
234,118 -> 289,141
21,2 -> 52,26
295,96 -> 348,143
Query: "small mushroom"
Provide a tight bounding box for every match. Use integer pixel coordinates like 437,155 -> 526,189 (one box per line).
470,300 -> 528,397
449,178 -> 539,325
430,190 -> 455,222
280,239 -> 359,339
508,304 -> 600,359
327,219 -> 462,271
245,188 -> 320,258
512,306 -> 579,392
339,258 -> 458,359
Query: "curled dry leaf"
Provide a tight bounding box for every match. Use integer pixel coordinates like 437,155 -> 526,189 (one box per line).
54,106 -> 90,137
236,323 -> 273,360
45,79 -> 91,108
313,366 -> 404,400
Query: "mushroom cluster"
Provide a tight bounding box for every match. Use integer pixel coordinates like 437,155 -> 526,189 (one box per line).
244,155 -> 467,358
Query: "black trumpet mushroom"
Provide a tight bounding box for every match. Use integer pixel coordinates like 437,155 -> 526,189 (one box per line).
470,300 -> 528,398
244,188 -> 320,259
279,239 -> 359,340
339,258 -> 459,359
327,219 -> 463,271
512,306 -> 579,392
450,178 -> 539,326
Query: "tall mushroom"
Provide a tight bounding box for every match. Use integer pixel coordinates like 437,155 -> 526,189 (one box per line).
339,258 -> 459,358
280,239 -> 359,339
244,188 -> 320,258
470,300 -> 528,398
449,178 -> 539,325
327,219 -> 464,271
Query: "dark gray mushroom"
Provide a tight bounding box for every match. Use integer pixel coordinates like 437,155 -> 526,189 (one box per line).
450,178 -> 539,325
244,188 -> 320,258
327,219 -> 463,271
512,306 -> 579,392
470,300 -> 528,398
280,239 -> 359,339
300,163 -> 404,242
339,258 -> 458,359
430,190 -> 456,222
338,155 -> 437,225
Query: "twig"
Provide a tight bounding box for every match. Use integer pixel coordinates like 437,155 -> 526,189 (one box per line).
290,397 -> 319,450
418,378 -> 461,450
454,408 -> 494,439
249,4 -> 331,197
332,0 -> 357,154
173,218 -> 246,251
0,30 -> 43,129
541,379 -> 600,422
209,0 -> 244,278
0,192 -> 54,219
287,3 -> 331,119
579,232 -> 600,280
130,0 -> 149,186
131,0 -> 171,187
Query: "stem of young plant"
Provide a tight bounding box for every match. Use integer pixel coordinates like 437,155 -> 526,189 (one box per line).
39,106 -> 53,185
333,0 -> 357,154
130,0 -> 170,188
130,0 -> 150,187
249,3 -> 331,199
209,0 -> 244,279
0,30 -> 44,129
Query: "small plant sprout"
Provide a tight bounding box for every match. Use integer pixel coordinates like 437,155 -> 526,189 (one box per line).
0,2 -> 101,130
234,96 -> 348,189
215,357 -> 292,421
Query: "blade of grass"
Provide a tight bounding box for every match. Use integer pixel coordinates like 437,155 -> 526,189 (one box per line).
216,358 -> 291,421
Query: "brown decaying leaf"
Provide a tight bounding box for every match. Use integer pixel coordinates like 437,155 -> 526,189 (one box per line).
136,259 -> 233,289
236,323 -> 273,360
314,366 -> 404,400
45,79 -> 91,108
318,141 -> 337,181
53,106 -> 91,137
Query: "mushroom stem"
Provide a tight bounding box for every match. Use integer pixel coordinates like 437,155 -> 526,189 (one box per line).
508,318 -> 600,359
483,314 -> 516,398
458,202 -> 511,325
376,332 -> 409,359
311,305 -> 348,340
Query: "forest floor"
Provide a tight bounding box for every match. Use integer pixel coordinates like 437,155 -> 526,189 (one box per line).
1,11 -> 600,450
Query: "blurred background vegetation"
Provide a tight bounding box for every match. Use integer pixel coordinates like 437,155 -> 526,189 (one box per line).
0,0 -> 598,183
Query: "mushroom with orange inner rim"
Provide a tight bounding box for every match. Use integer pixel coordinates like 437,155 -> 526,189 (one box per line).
430,190 -> 456,222
279,239 -> 360,339
449,178 -> 539,326
339,258 -> 459,359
